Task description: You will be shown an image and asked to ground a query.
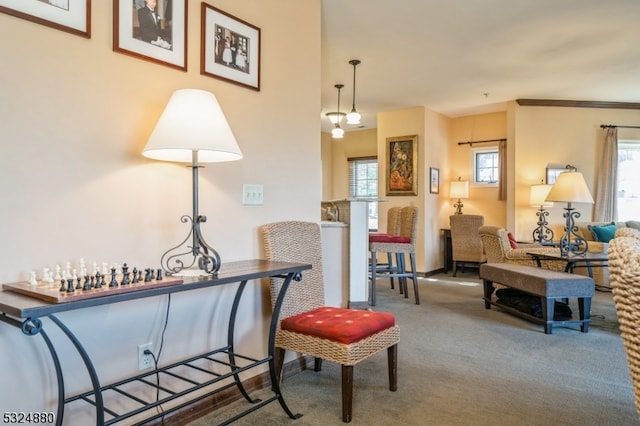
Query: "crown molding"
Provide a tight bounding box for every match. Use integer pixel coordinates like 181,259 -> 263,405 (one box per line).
516,99 -> 640,110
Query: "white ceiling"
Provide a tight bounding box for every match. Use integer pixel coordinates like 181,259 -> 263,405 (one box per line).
320,0 -> 640,133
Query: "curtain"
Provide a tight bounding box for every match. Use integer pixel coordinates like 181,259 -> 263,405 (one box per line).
593,127 -> 618,221
498,140 -> 507,201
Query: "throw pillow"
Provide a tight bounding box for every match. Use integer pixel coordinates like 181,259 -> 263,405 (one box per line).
626,220 -> 640,231
507,232 -> 518,249
588,222 -> 617,243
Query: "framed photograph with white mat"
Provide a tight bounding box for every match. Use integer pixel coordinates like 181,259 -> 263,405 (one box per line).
200,3 -> 261,91
0,0 -> 90,38
113,0 -> 187,71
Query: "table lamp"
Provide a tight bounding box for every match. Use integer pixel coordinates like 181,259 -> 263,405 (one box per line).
142,89 -> 243,275
545,166 -> 594,256
530,182 -> 554,244
450,177 -> 469,215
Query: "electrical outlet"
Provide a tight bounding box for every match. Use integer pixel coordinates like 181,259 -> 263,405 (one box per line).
138,343 -> 154,371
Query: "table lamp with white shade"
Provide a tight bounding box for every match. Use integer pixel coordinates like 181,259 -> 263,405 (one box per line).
142,89 -> 242,275
545,166 -> 594,256
450,177 -> 469,215
530,182 -> 554,244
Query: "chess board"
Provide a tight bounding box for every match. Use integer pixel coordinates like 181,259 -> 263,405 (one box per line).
3,277 -> 184,304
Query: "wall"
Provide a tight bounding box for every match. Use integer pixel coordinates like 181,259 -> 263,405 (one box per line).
0,0 -> 321,420
511,103 -> 640,240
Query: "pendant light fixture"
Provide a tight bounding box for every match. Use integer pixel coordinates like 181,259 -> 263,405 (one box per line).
346,59 -> 361,125
330,83 -> 345,139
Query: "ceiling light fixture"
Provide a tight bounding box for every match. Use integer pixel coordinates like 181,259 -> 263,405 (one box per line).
331,84 -> 345,139
346,59 -> 361,125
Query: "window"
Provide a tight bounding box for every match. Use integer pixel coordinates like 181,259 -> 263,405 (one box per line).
617,140 -> 640,221
472,148 -> 499,185
348,157 -> 378,230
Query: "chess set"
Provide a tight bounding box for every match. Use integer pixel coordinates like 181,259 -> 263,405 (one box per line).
3,261 -> 183,304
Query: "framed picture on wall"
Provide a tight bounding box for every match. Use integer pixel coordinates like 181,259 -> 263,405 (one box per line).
113,0 -> 187,71
386,135 -> 418,196
0,0 -> 91,38
546,165 -> 571,184
430,167 -> 439,194
200,3 -> 261,91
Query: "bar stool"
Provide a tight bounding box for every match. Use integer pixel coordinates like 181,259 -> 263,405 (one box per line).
369,207 -> 402,291
369,206 -> 419,305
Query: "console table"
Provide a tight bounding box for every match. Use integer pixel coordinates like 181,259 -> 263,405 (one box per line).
0,259 -> 311,425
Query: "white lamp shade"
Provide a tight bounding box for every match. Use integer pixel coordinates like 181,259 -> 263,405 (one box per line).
331,126 -> 344,139
450,180 -> 469,199
346,110 -> 361,125
545,171 -> 594,204
530,184 -> 554,207
326,112 -> 345,125
142,89 -> 242,163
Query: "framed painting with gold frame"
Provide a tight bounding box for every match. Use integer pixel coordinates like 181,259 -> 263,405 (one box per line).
386,135 -> 418,196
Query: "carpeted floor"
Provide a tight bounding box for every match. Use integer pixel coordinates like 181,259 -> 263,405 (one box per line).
188,272 -> 639,425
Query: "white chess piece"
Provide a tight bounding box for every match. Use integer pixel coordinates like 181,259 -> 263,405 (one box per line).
48,271 -> 54,284
54,264 -> 62,281
29,271 -> 37,286
41,267 -> 49,283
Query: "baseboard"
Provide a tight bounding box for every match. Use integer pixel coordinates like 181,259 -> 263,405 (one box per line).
151,355 -> 315,425
348,300 -> 370,310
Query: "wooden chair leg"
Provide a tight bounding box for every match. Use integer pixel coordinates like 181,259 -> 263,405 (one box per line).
388,344 -> 398,391
386,252 -> 395,289
341,365 -> 354,422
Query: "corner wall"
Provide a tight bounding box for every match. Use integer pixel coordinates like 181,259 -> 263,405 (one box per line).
0,0 -> 321,418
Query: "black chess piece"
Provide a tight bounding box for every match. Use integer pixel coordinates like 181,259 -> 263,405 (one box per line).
94,273 -> 102,289
66,279 -> 75,293
109,267 -> 118,288
156,269 -> 163,280
144,268 -> 152,282
83,276 -> 91,291
75,277 -> 83,290
121,263 -> 130,286
132,267 -> 139,284
59,279 -> 66,292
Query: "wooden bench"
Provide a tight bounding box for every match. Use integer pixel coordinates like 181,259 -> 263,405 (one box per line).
479,263 -> 594,334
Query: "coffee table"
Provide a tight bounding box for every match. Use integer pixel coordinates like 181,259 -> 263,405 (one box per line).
526,250 -> 610,290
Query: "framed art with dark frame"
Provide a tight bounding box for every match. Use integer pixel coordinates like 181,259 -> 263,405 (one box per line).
0,0 -> 91,38
386,135 -> 418,196
430,167 -> 439,194
113,0 -> 187,71
200,3 -> 261,91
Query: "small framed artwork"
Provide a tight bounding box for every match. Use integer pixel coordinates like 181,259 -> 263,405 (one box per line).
546,166 -> 571,184
386,135 -> 418,196
430,167 -> 439,194
201,3 -> 261,91
113,0 -> 187,71
0,0 -> 91,38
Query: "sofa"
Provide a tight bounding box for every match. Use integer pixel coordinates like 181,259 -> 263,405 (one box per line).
573,220 -> 640,286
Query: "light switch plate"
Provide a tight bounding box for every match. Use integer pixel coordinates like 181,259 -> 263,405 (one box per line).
242,184 -> 264,205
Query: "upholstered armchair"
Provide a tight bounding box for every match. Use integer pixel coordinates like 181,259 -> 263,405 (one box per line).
449,214 -> 486,276
478,225 -> 566,272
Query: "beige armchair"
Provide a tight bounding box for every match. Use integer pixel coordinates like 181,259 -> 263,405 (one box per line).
478,225 -> 565,271
449,214 -> 486,276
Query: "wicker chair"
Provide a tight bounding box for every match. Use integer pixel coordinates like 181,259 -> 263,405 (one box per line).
608,236 -> 640,418
369,206 -> 402,291
261,221 -> 400,423
478,225 -> 566,271
369,206 -> 419,305
616,227 -> 640,240
449,214 -> 487,276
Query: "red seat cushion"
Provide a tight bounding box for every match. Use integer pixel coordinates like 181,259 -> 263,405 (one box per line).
507,232 -> 519,249
281,307 -> 396,344
369,233 -> 411,244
